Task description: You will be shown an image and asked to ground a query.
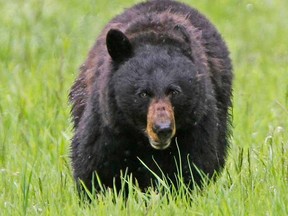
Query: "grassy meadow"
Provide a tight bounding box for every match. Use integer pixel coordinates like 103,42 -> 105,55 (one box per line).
0,0 -> 287,215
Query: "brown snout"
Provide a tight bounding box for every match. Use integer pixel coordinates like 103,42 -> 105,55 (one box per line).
146,99 -> 176,150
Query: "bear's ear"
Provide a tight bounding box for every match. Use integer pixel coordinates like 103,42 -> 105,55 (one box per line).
106,29 -> 133,62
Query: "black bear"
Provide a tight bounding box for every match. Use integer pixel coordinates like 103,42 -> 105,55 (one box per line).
70,0 -> 233,193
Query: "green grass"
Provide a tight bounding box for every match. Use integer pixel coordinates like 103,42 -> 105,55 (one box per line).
0,0 -> 287,215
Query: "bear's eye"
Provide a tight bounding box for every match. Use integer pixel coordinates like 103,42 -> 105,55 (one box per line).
167,88 -> 181,97
167,85 -> 181,97
139,91 -> 149,98
171,90 -> 180,96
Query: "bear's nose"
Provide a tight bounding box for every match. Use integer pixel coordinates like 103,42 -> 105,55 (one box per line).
152,122 -> 173,141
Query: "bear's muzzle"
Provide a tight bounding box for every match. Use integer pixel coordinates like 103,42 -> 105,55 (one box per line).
146,98 -> 176,150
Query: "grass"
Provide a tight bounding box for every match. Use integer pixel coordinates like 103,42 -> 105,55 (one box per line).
0,0 -> 287,215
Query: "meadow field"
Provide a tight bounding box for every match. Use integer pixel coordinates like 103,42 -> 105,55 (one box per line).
0,0 -> 287,215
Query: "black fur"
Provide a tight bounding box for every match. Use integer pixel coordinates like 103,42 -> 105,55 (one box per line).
70,0 -> 233,193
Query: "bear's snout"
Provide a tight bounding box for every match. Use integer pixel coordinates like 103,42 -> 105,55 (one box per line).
146,99 -> 176,150
152,122 -> 173,141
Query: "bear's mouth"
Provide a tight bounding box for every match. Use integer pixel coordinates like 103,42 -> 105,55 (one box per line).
149,138 -> 171,150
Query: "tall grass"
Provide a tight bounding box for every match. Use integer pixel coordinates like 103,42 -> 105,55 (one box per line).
0,0 -> 287,215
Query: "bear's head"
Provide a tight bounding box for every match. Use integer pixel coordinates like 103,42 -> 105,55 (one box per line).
106,29 -> 212,150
